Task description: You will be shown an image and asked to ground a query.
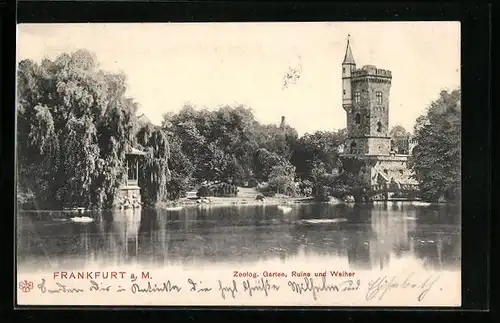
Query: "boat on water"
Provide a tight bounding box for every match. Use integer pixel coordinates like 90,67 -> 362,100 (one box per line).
62,206 -> 94,222
302,218 -> 348,224
277,205 -> 293,214
70,216 -> 94,223
165,206 -> 183,211
411,201 -> 431,206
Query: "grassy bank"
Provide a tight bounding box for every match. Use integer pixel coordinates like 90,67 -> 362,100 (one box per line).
156,186 -> 314,208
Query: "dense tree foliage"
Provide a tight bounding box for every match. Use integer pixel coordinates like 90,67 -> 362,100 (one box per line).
161,104 -> 348,198
17,50 -> 460,208
390,125 -> 410,154
409,89 -> 461,201
136,123 -> 171,205
162,105 -> 257,186
291,130 -> 346,179
17,50 -> 168,209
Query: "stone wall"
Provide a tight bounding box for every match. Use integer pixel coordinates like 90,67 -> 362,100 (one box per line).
369,157 -> 418,186
340,155 -> 417,187
367,137 -> 391,155
114,185 -> 142,208
346,137 -> 391,156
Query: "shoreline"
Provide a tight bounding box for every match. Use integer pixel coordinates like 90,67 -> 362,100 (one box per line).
17,197 -> 459,212
155,196 -> 316,208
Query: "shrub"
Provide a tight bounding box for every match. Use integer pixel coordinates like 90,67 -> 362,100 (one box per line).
267,175 -> 297,197
197,183 -> 239,197
257,186 -> 276,197
255,194 -> 265,201
298,180 -> 313,197
197,186 -> 211,197
247,178 -> 259,188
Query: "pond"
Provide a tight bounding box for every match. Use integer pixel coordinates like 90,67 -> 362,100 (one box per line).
17,202 -> 461,273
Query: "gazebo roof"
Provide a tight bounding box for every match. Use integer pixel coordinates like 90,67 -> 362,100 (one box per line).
126,147 -> 147,156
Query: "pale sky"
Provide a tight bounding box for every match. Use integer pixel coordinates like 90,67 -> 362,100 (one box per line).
17,22 -> 460,136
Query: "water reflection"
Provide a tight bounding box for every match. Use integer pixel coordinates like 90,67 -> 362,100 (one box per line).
17,203 -> 460,272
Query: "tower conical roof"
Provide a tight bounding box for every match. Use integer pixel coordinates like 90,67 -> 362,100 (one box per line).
343,35 -> 356,65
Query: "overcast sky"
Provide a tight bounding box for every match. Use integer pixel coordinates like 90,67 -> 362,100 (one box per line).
17,22 -> 460,136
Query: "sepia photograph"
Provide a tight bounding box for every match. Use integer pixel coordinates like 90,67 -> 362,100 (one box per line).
16,22 -> 461,306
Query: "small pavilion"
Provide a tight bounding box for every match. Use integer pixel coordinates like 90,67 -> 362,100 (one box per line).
125,147 -> 147,187
117,147 -> 146,209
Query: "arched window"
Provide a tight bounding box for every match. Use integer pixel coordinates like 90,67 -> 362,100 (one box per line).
377,121 -> 382,132
355,113 -> 361,124
350,142 -> 357,154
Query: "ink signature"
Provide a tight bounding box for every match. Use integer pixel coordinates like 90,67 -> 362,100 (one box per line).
366,272 -> 441,302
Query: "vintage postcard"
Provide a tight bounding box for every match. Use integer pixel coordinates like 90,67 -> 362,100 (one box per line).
16,22 -> 461,307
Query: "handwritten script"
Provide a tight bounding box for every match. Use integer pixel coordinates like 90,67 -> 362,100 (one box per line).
366,272 -> 441,302
31,272 -> 444,303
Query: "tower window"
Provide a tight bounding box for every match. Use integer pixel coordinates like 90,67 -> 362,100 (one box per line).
355,113 -> 361,124
343,67 -> 346,73
343,89 -> 346,95
377,121 -> 382,132
355,91 -> 361,103
376,91 -> 383,105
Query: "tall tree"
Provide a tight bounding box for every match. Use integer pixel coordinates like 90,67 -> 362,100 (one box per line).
164,134 -> 194,200
16,50 -> 153,209
137,124 -> 171,205
408,89 -> 461,201
291,129 -> 346,180
390,125 -> 410,154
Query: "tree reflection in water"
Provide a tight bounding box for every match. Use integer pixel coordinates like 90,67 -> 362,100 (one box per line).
17,203 -> 461,272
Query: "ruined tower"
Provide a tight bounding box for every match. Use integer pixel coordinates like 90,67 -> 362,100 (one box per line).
342,36 -> 392,156
339,36 -> 418,193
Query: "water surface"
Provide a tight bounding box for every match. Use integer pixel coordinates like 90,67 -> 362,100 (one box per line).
17,203 -> 461,272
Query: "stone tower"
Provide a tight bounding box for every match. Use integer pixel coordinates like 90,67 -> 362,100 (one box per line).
339,36 -> 418,195
342,36 -> 393,156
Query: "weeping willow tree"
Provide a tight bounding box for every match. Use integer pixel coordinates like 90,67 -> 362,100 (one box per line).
17,50 -> 141,209
136,123 -> 171,206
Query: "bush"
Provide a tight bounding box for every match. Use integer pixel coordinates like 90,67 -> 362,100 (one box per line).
197,186 -> 211,197
298,180 -> 313,197
197,183 -> 239,197
267,175 -> 296,197
313,185 -> 330,202
262,190 -> 276,197
257,186 -> 276,197
392,192 -> 404,198
17,188 -> 36,209
166,175 -> 190,200
247,178 -> 259,188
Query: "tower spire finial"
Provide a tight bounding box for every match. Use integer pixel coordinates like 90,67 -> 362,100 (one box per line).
343,34 -> 355,65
